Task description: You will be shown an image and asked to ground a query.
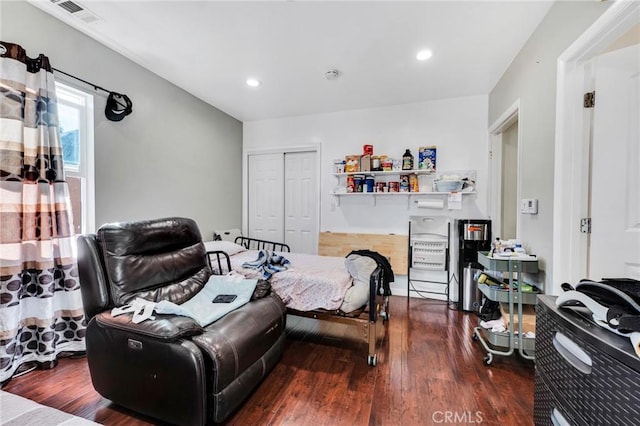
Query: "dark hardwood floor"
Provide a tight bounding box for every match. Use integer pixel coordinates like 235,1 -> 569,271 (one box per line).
2,296 -> 534,425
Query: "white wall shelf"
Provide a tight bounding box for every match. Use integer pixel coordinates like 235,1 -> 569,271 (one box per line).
331,191 -> 476,207
333,170 -> 435,177
331,167 -> 477,208
330,191 -> 476,196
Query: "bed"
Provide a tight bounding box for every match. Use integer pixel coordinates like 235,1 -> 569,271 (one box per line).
204,236 -> 390,366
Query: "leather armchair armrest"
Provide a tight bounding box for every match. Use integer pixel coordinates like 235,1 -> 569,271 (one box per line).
95,311 -> 203,341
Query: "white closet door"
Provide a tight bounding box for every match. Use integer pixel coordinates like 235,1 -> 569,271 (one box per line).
589,44 -> 640,280
248,153 -> 284,242
284,151 -> 318,254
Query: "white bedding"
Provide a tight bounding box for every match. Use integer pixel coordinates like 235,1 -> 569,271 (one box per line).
229,250 -> 355,311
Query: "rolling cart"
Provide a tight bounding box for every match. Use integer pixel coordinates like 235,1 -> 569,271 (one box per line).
472,252 -> 539,365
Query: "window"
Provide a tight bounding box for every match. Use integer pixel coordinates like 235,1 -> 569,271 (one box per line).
56,82 -> 95,234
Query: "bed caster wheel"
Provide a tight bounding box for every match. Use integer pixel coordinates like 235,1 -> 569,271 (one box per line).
483,354 -> 493,366
472,333 -> 479,341
381,311 -> 389,322
367,354 -> 377,366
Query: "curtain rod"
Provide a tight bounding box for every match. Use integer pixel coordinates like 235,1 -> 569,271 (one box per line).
52,67 -> 112,94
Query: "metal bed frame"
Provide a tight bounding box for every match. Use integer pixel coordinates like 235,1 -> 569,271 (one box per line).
205,236 -> 389,366
235,236 -> 291,252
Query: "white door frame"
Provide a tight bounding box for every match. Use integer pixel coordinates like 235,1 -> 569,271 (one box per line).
243,144 -> 321,243
553,0 -> 639,294
488,99 -> 521,241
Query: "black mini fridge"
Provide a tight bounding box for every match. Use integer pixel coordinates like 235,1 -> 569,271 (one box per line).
456,219 -> 492,311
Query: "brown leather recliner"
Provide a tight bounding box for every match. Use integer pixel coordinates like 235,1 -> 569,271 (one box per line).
77,217 -> 286,425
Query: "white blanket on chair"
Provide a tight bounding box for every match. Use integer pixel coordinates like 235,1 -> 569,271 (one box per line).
156,275 -> 257,327
111,275 -> 257,327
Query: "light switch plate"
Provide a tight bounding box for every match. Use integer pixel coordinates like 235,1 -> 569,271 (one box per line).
521,198 -> 538,214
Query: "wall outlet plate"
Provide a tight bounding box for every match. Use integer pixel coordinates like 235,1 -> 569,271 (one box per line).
521,198 -> 538,214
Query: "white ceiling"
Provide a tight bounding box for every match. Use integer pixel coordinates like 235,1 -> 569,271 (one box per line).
29,0 -> 555,122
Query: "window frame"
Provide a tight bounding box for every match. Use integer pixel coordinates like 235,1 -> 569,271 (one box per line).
56,81 -> 95,234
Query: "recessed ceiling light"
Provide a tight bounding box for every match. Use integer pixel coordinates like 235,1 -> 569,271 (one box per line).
416,49 -> 433,61
246,78 -> 261,87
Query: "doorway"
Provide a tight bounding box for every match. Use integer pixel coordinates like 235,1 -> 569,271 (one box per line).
588,42 -> 640,281
489,101 -> 520,242
247,150 -> 319,254
553,0 -> 640,293
501,120 -> 519,240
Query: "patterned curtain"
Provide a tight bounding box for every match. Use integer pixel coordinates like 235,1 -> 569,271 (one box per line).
0,41 -> 86,384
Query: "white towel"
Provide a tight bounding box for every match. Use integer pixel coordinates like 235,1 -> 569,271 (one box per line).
480,318 -> 506,333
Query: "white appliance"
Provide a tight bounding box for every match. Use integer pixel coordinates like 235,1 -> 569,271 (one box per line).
408,216 -> 451,301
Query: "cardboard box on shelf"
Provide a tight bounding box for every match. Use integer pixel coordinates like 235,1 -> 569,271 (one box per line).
360,154 -> 371,172
500,303 -> 536,334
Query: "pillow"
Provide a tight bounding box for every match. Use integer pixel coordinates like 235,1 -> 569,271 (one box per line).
341,254 -> 378,312
345,254 -> 377,283
341,279 -> 369,313
203,240 -> 247,256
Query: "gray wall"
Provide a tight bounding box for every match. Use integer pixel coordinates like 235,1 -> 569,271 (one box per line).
489,0 -> 610,290
1,1 -> 242,238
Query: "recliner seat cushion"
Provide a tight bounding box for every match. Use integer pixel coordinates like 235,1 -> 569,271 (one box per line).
97,217 -> 210,305
193,293 -> 286,392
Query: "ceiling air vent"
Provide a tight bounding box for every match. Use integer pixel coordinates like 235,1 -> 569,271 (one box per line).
49,0 -> 102,24
58,1 -> 83,14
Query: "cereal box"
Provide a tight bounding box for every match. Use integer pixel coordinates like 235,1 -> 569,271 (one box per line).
418,146 -> 437,171
345,155 -> 360,173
